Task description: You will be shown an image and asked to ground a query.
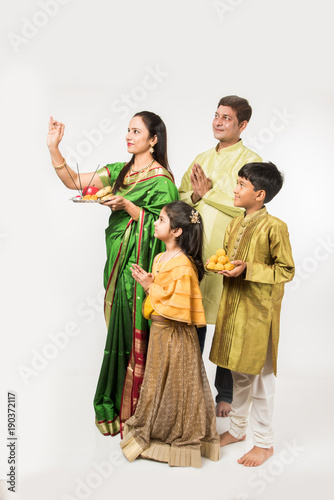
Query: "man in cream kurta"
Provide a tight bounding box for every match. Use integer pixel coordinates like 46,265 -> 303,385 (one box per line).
179,96 -> 261,414
179,141 -> 261,323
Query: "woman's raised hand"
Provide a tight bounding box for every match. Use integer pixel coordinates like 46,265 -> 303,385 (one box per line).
47,116 -> 65,150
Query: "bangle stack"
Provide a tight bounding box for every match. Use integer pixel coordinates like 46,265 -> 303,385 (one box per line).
52,158 -> 67,170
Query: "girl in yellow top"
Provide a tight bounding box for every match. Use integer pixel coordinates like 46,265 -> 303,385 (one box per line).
120,201 -> 220,467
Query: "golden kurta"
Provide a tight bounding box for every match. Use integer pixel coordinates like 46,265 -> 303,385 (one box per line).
179,140 -> 262,324
209,207 -> 295,376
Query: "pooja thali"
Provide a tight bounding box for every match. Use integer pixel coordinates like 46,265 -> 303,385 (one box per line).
71,196 -> 105,203
70,186 -> 113,203
65,162 -> 114,204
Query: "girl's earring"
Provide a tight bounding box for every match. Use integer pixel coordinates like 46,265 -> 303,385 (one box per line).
149,144 -> 155,154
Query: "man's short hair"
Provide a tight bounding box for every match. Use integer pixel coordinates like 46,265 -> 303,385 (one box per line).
217,95 -> 252,124
238,162 -> 284,203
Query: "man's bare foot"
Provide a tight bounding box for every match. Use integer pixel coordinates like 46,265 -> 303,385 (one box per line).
220,431 -> 246,447
216,401 -> 232,417
237,446 -> 273,467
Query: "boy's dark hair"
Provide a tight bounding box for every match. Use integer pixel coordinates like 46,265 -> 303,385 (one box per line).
217,95 -> 252,124
163,201 -> 205,281
238,162 -> 284,203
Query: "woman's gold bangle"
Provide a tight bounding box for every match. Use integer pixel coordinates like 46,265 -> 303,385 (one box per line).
53,158 -> 66,170
132,207 -> 141,222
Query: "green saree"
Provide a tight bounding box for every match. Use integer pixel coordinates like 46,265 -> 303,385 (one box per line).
94,162 -> 179,436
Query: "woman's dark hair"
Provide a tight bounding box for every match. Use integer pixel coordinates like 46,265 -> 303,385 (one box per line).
112,111 -> 172,194
163,201 -> 205,282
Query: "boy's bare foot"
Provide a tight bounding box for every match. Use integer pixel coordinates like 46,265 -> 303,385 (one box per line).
220,431 -> 246,447
237,446 -> 273,467
216,401 -> 232,417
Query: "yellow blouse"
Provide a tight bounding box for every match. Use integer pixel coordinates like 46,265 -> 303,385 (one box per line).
142,253 -> 206,326
143,295 -> 157,319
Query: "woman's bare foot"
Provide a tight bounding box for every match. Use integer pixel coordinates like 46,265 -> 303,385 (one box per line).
216,401 -> 232,417
220,431 -> 246,447
237,446 -> 273,467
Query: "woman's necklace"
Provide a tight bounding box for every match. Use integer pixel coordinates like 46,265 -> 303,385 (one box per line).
120,159 -> 155,195
129,159 -> 155,174
156,249 -> 182,274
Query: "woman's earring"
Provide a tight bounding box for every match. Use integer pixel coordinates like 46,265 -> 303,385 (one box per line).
149,144 -> 154,154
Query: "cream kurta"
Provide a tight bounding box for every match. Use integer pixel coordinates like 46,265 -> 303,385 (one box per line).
209,207 -> 295,376
179,140 -> 262,324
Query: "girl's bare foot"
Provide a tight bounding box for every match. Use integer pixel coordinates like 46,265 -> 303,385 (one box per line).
216,401 -> 232,417
220,431 -> 246,447
237,446 -> 273,467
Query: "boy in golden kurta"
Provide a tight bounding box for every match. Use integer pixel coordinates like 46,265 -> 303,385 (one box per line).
209,162 -> 295,467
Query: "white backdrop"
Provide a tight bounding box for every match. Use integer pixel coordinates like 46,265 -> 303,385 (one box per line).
1,1 -> 333,499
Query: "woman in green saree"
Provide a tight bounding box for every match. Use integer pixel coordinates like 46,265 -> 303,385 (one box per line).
47,111 -> 179,436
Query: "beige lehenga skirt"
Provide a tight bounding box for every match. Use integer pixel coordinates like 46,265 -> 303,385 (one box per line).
120,320 -> 220,467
